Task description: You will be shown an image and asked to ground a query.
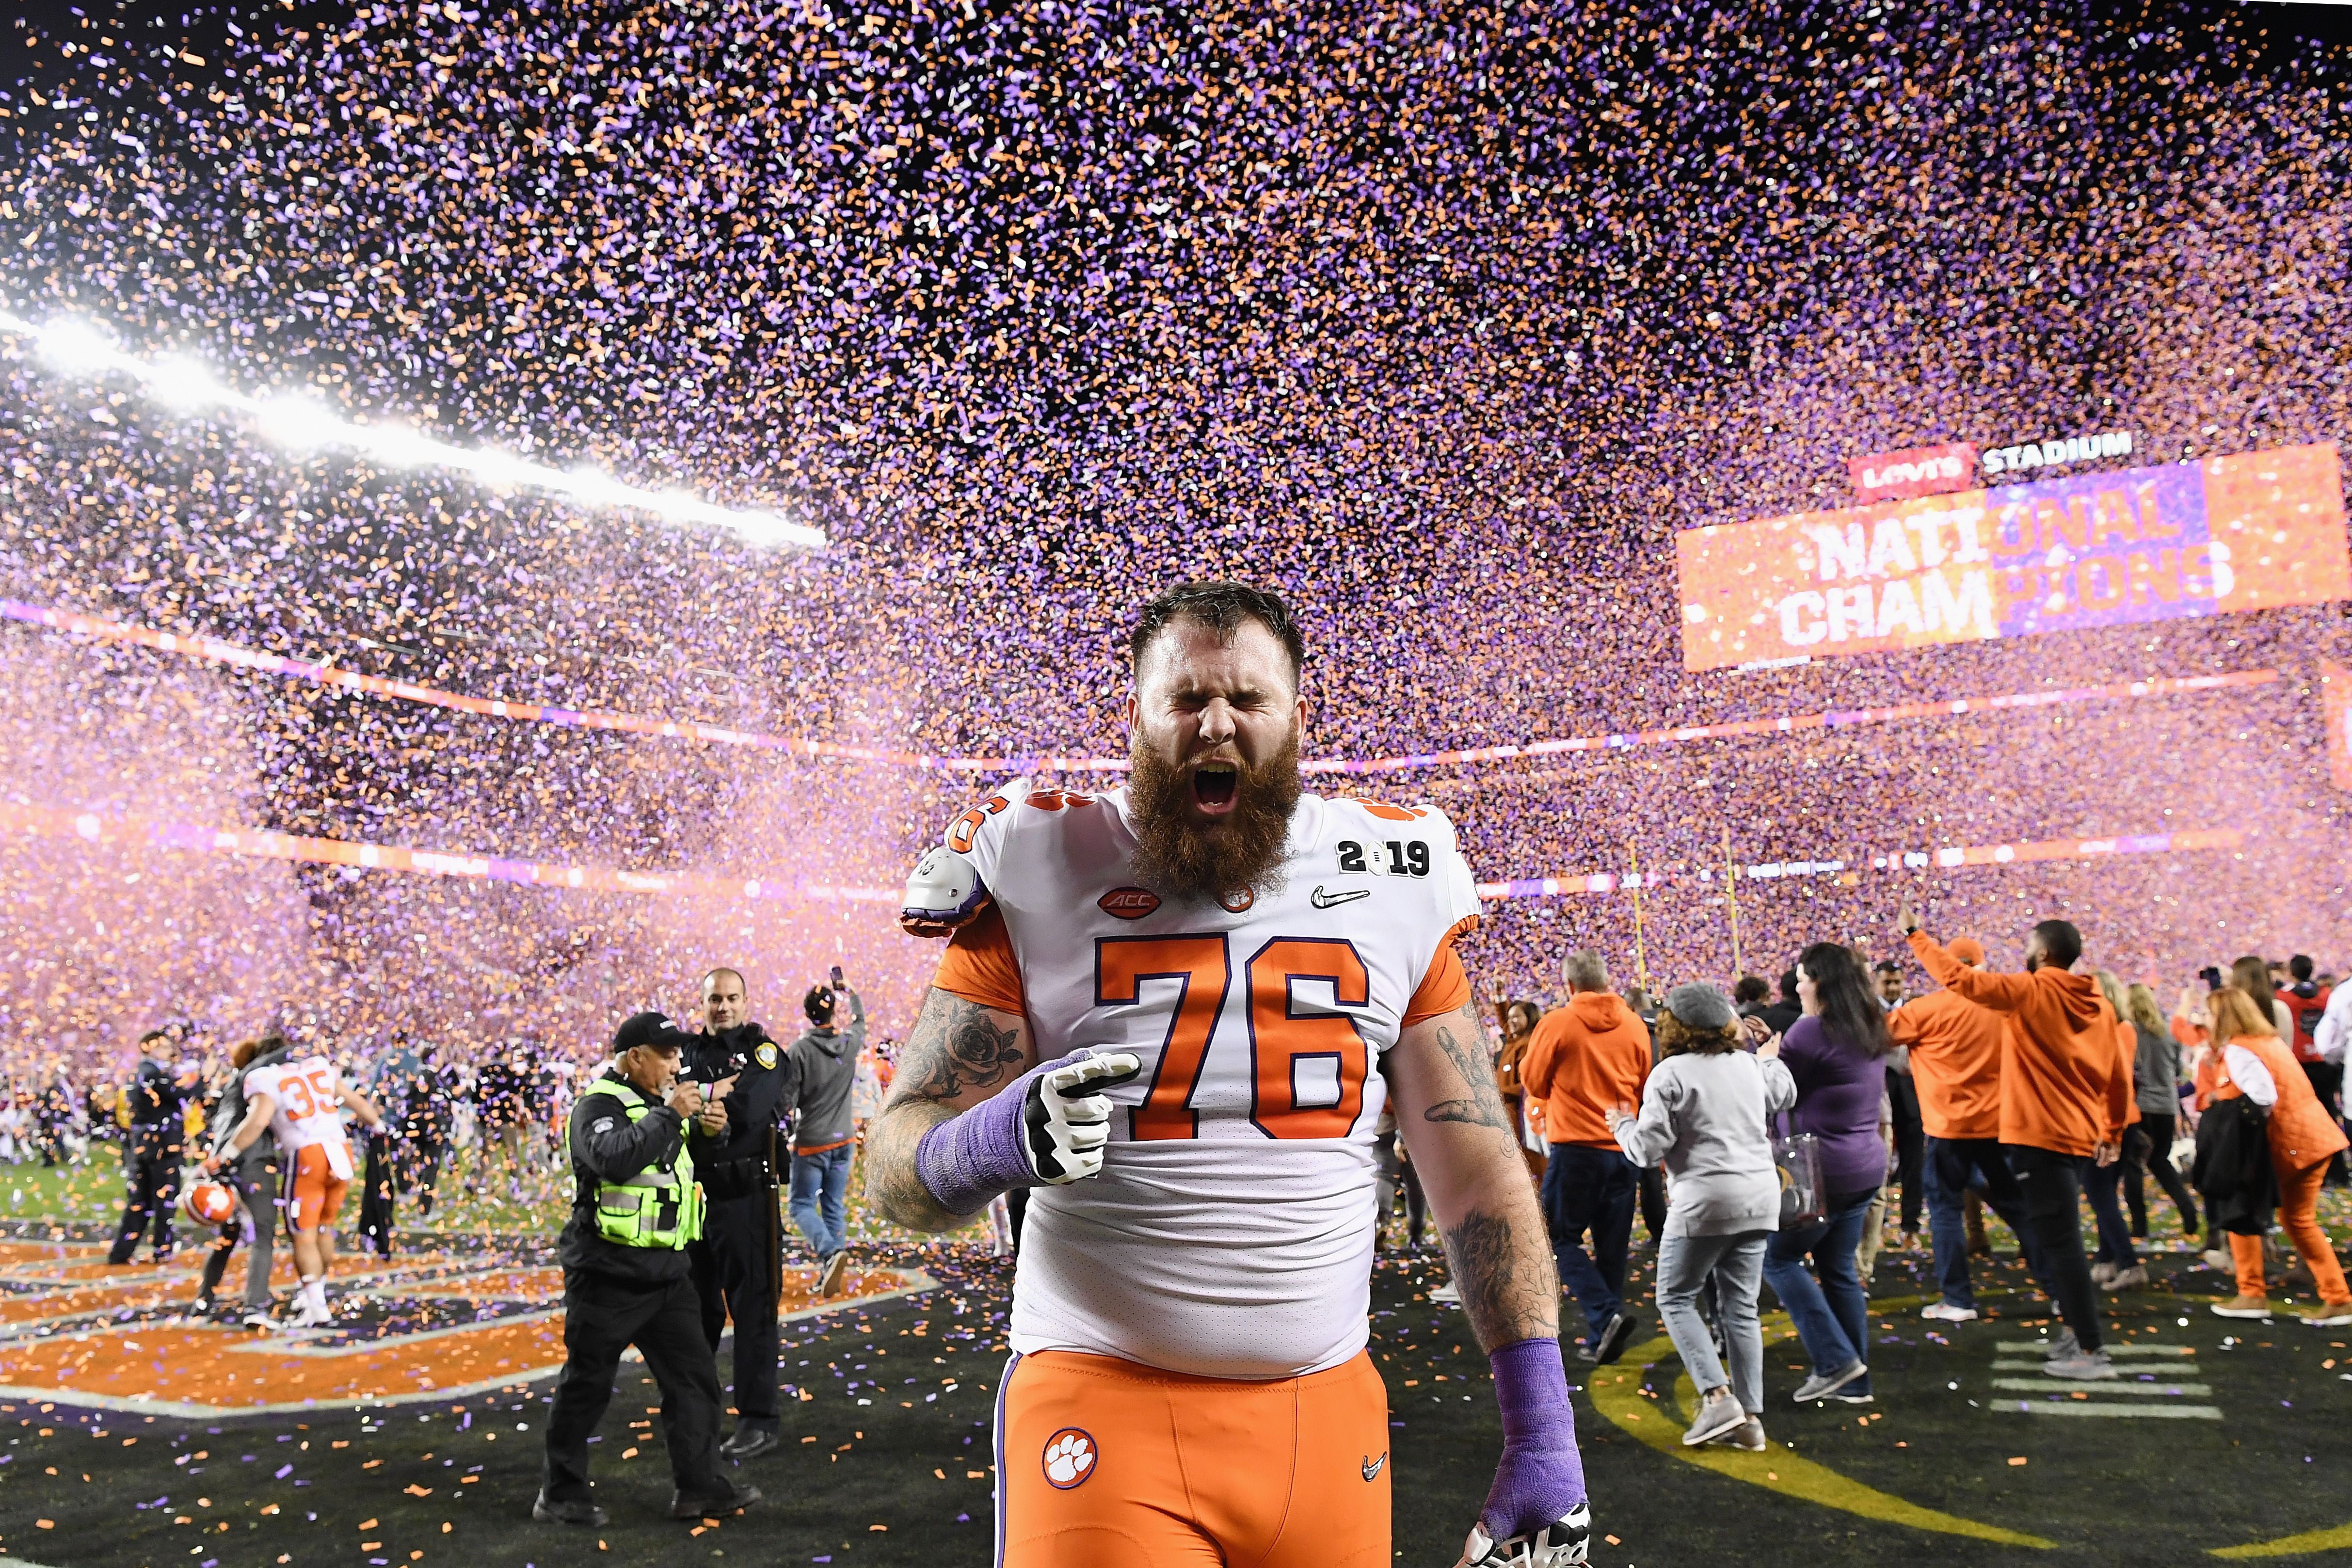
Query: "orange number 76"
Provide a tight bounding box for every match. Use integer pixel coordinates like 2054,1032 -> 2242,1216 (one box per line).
1095,934 -> 1371,1141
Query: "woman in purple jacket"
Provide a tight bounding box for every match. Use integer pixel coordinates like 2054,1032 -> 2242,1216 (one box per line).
1760,943 -> 1893,1404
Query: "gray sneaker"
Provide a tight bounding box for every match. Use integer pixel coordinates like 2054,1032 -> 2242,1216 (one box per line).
2043,1348 -> 2119,1380
1791,1359 -> 1870,1403
2041,1329 -> 2080,1361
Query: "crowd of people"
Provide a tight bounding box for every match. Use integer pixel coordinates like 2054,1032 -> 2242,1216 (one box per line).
1475,921 -> 2351,1448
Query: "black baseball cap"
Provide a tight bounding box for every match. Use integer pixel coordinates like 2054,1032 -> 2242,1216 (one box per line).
613,1011 -> 689,1054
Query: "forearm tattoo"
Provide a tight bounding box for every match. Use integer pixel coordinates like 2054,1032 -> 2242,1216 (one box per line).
1421,1019 -> 1513,1132
865,991 -> 1030,1232
1441,1207 -> 1556,1352
902,998 -> 1025,1101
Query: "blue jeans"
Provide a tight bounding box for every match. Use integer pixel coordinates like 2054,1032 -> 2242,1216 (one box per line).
2082,1153 -> 2138,1268
1923,1134 -> 2046,1309
1541,1144 -> 1638,1344
788,1145 -> 851,1258
1762,1187 -> 1876,1393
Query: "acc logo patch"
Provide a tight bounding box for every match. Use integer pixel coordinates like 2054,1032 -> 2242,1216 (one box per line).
1218,887 -> 1255,913
1041,1427 -> 1097,1489
755,1042 -> 779,1070
1098,886 -> 1161,920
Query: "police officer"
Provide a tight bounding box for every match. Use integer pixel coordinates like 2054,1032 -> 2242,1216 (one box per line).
108,1032 -> 187,1265
536,1012 -> 759,1527
682,966 -> 797,1461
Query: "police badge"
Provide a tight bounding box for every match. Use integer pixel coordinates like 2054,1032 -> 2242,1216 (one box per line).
755,1041 -> 779,1070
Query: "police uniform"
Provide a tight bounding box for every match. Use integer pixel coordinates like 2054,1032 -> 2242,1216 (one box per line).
683,1020 -> 797,1455
108,1060 -> 186,1264
540,1012 -> 749,1523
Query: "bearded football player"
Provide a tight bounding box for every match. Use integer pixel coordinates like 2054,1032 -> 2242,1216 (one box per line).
869,580 -> 1590,1568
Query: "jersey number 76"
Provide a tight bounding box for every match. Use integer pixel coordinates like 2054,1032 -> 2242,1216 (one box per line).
1095,935 -> 1370,1141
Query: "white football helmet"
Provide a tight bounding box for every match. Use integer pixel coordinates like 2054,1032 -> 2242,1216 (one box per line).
899,845 -> 991,937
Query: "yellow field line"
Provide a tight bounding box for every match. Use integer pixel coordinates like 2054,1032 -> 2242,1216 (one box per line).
2211,1522 -> 2352,1559
1583,1326 -> 2056,1549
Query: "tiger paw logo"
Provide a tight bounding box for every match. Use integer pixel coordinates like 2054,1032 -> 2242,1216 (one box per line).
1041,1427 -> 1097,1489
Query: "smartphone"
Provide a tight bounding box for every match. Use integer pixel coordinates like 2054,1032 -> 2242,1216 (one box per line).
829,964 -> 846,990
2199,965 -> 2223,992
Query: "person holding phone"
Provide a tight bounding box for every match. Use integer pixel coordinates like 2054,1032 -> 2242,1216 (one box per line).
538,1011 -> 757,1526
782,970 -> 866,1296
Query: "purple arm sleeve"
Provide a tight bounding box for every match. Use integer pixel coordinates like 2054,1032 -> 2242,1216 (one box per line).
912,1067 -> 1041,1216
1480,1337 -> 1588,1539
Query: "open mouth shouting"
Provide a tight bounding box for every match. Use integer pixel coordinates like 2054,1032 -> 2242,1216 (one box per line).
1190,759 -> 1240,817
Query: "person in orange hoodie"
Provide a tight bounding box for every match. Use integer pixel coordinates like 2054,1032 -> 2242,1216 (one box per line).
1520,948 -> 1653,1366
1886,935 -> 2051,1323
2203,985 -> 2352,1327
1902,902 -> 2130,1381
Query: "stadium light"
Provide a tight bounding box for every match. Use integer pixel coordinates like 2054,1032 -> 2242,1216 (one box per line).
0,307 -> 828,551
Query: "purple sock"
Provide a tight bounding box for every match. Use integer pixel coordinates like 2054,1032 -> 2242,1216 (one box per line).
1480,1337 -> 1588,1539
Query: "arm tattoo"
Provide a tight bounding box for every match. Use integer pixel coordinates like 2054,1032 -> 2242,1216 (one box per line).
866,990 -> 1030,1233
902,999 -> 1024,1102
1421,1020 -> 1513,1132
1441,1208 -> 1555,1351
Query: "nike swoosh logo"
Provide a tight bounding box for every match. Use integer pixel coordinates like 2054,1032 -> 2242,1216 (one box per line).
1311,885 -> 1371,909
1361,1452 -> 1387,1481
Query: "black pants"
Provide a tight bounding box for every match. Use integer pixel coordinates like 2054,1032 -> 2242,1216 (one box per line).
2123,1115 -> 2199,1238
357,1134 -> 397,1258
1887,1070 -> 1925,1231
410,1135 -> 447,1216
688,1193 -> 782,1429
108,1144 -> 180,1264
1638,1166 -> 1668,1244
544,1269 -> 728,1504
2003,1143 -> 2104,1353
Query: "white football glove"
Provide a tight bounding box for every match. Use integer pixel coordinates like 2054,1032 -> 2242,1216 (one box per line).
1456,1506 -> 1591,1568
1023,1051 -> 1143,1184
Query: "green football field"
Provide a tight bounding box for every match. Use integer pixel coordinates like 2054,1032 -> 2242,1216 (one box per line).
5,1162 -> 2351,1567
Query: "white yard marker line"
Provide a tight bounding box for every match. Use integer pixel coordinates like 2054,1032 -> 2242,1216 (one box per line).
1995,1340 -> 2196,1356
2003,1401 -> 2222,1419
1987,1379 -> 2212,1396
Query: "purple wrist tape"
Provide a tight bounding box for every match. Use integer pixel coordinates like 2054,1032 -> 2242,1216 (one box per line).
1481,1337 -> 1588,1537
914,1078 -> 1035,1216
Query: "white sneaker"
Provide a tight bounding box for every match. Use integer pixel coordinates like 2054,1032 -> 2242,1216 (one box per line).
241,1308 -> 277,1331
293,1300 -> 332,1328
1921,1301 -> 1979,1323
1429,1281 -> 1461,1304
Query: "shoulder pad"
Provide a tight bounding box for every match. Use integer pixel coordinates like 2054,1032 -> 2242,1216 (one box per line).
899,844 -> 993,938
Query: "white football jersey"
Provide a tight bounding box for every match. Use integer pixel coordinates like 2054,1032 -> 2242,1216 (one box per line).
929,778 -> 1481,1378
245,1056 -> 355,1180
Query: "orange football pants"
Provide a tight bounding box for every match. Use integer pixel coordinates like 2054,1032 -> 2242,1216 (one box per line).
996,1348 -> 1391,1568
286,1144 -> 351,1234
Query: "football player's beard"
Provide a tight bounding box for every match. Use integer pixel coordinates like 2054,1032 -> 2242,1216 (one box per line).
1126,731 -> 1302,907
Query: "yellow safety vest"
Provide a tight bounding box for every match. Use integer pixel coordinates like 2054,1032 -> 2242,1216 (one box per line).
576,1079 -> 704,1249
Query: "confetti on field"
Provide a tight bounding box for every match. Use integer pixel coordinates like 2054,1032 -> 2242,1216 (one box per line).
0,0 -> 2340,1109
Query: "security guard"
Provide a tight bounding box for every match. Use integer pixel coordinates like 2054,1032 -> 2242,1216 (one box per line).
537,1012 -> 760,1527
107,1034 -> 187,1265
682,966 -> 798,1460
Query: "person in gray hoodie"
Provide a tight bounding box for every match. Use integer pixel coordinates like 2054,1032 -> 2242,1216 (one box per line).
784,979 -> 866,1296
1610,984 -> 1795,1453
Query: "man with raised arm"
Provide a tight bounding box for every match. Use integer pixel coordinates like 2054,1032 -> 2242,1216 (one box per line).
869,581 -> 1589,1568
